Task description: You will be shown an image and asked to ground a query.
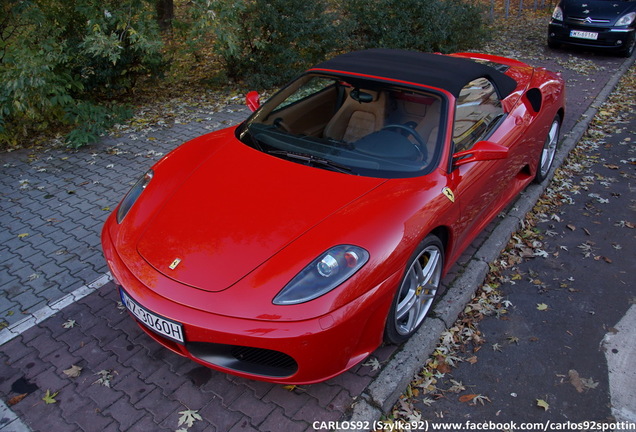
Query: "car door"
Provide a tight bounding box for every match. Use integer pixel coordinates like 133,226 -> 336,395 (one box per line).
446,77 -> 518,252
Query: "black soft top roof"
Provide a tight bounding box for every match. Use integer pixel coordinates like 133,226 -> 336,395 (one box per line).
311,49 -> 518,99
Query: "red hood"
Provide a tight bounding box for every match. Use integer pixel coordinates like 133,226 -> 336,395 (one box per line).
137,141 -> 385,292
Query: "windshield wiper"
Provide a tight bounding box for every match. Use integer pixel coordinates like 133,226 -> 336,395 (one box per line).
241,128 -> 264,151
268,150 -> 353,174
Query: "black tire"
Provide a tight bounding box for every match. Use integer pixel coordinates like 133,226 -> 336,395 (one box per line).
384,234 -> 444,344
534,116 -> 561,183
547,38 -> 560,50
619,38 -> 635,58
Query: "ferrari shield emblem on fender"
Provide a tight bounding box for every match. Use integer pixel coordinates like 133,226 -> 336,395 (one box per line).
442,187 -> 455,203
169,258 -> 181,270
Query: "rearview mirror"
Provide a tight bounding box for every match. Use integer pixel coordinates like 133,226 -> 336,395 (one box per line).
452,141 -> 509,167
246,91 -> 261,112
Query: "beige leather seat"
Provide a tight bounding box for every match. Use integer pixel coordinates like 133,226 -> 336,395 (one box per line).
323,89 -> 386,143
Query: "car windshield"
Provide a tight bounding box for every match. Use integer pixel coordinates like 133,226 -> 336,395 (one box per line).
237,74 -> 445,178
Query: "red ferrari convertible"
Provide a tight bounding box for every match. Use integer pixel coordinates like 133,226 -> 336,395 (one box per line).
102,49 -> 565,384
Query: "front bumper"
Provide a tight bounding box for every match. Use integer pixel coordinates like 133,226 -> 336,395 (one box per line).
548,21 -> 635,51
101,217 -> 400,384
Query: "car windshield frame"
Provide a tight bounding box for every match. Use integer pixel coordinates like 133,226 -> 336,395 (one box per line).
237,73 -> 449,179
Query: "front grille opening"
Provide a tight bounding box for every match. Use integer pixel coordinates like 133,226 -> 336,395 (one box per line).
188,342 -> 298,378
569,17 -> 610,24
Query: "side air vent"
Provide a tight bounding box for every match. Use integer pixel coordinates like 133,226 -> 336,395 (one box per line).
525,88 -> 542,113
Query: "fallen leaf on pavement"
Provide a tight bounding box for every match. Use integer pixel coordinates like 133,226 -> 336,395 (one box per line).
472,394 -> 491,405
438,363 -> 453,374
62,319 -> 76,329
581,377 -> 599,390
362,357 -> 382,371
537,399 -> 549,411
448,380 -> 466,393
63,365 -> 83,378
569,369 -> 585,393
42,389 -> 58,404
177,409 -> 202,429
537,303 -> 549,311
93,370 -> 116,387
397,399 -> 422,423
459,394 -> 477,403
569,369 -> 598,392
7,393 -> 27,406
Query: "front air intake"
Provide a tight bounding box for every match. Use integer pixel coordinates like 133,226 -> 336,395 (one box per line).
188,342 -> 298,378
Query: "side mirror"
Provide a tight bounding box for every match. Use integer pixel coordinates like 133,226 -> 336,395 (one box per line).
246,91 -> 261,112
452,141 -> 509,167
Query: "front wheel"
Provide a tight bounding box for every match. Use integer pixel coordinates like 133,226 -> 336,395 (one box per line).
384,235 -> 444,344
547,38 -> 560,50
619,37 -> 635,58
534,116 -> 561,183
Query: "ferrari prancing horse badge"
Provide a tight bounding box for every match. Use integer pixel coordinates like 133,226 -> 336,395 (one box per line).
442,187 -> 455,203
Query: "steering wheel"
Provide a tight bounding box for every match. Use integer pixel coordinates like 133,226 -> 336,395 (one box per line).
381,123 -> 427,161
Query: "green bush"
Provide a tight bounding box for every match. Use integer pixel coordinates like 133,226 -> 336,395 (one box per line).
185,0 -> 487,88
0,0 -> 490,149
340,0 -> 488,53
0,0 -> 163,149
190,0 -> 341,88
63,102 -> 132,149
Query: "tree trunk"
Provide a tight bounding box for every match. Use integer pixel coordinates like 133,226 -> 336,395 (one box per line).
156,0 -> 174,33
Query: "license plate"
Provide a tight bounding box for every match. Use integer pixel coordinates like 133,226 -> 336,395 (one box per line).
120,289 -> 185,344
570,30 -> 598,40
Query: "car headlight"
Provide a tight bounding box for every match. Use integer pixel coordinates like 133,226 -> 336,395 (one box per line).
616,12 -> 635,27
273,245 -> 370,305
116,169 -> 154,223
552,5 -> 563,21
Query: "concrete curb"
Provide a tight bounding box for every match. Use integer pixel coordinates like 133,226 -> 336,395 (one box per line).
342,54 -> 636,431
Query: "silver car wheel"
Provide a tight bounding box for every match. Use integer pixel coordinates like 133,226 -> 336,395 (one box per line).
536,117 -> 561,182
393,244 -> 442,336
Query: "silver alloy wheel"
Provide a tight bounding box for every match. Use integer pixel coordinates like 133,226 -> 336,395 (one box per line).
393,244 -> 442,336
539,118 -> 560,179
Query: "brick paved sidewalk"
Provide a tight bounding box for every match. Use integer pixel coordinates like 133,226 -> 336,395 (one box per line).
1,282 -> 389,431
1,106 -> 248,329
0,51 -> 627,431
